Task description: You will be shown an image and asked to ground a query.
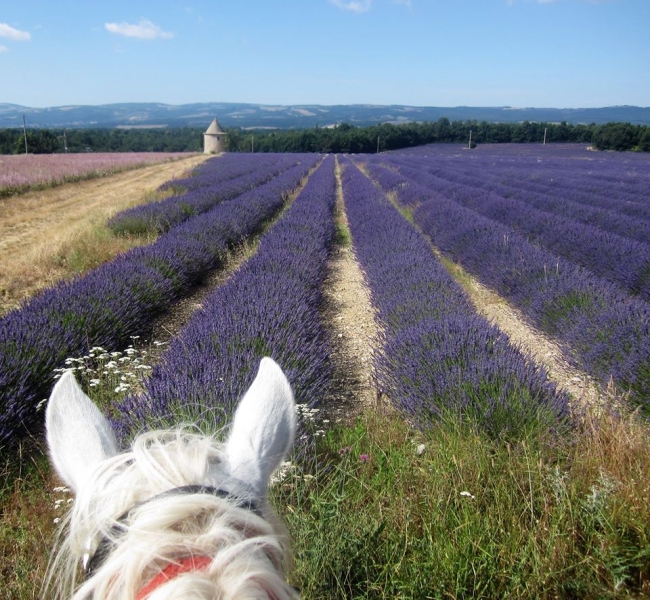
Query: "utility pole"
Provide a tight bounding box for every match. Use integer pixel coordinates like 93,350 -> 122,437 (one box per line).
543,128 -> 547,145
251,135 -> 254,153
468,130 -> 472,149
376,136 -> 380,154
22,115 -> 28,154
63,129 -> 68,153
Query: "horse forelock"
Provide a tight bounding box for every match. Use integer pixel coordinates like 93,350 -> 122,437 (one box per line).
46,426 -> 297,599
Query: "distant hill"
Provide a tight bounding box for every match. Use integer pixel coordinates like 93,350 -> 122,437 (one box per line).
1,102 -> 649,129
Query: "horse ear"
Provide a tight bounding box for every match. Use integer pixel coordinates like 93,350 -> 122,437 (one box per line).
46,370 -> 119,493
225,357 -> 296,498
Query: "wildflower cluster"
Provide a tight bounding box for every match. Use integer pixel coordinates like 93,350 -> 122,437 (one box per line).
296,404 -> 327,439
52,485 -> 72,525
271,461 -> 298,484
52,337 -> 161,413
338,445 -> 371,464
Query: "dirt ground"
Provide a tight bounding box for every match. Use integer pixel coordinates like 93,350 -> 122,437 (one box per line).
0,154 -> 211,312
319,165 -> 383,423
0,154 -> 210,255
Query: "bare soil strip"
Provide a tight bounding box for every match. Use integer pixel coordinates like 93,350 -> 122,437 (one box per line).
318,159 -> 382,424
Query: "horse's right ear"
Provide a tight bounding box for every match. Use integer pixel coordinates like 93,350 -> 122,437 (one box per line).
225,358 -> 296,498
46,371 -> 119,493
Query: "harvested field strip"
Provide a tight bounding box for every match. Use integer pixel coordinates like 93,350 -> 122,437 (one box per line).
0,154 -> 211,314
0,152 -> 194,198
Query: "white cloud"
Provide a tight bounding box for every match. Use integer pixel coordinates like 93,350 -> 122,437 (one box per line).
104,19 -> 173,40
329,0 -> 412,13
0,45 -> 8,53
329,0 -> 373,13
0,23 -> 31,41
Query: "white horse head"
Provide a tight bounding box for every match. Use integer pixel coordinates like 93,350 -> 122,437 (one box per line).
45,357 -> 298,599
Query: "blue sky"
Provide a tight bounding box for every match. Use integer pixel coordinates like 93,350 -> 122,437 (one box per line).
0,0 -> 648,108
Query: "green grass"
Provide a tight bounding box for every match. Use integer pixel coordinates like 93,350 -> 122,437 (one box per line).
335,221 -> 352,248
271,408 -> 650,599
0,440 -> 61,600
3,399 -> 650,598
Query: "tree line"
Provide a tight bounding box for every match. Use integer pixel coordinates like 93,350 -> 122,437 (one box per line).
0,127 -> 204,155
227,120 -> 649,153
1,119 -> 649,155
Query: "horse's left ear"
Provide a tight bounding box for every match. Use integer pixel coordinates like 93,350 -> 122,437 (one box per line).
225,358 -> 296,498
46,371 -> 119,493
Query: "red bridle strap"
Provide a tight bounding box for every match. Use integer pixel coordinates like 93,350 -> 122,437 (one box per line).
136,555 -> 213,600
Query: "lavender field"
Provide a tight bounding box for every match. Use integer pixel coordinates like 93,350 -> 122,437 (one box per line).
0,152 -> 191,195
359,144 -> 650,407
2,144 -> 650,448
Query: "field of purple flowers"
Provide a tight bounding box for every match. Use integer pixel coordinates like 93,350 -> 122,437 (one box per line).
2,145 -> 649,451
0,154 -> 317,445
0,152 -> 190,196
361,144 -> 650,409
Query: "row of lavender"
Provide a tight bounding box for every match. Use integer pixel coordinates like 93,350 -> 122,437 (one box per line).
395,144 -> 650,208
389,159 -> 650,301
420,161 -> 650,244
108,153 -> 304,235
339,158 -> 569,437
361,155 -> 650,409
115,155 -> 337,439
0,155 -> 320,446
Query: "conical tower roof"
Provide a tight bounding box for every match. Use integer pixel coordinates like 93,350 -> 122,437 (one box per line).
205,118 -> 226,135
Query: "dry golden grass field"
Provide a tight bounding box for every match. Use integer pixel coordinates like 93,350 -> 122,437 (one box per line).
0,154 -> 211,314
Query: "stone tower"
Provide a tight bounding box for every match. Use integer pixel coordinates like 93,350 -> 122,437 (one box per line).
203,118 -> 227,154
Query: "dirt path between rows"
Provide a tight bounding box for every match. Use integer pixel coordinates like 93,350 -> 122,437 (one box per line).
319,159 -> 382,423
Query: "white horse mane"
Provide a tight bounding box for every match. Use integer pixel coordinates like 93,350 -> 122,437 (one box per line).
45,357 -> 299,599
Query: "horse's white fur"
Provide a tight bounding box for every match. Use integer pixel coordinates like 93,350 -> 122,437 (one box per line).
45,357 -> 298,599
